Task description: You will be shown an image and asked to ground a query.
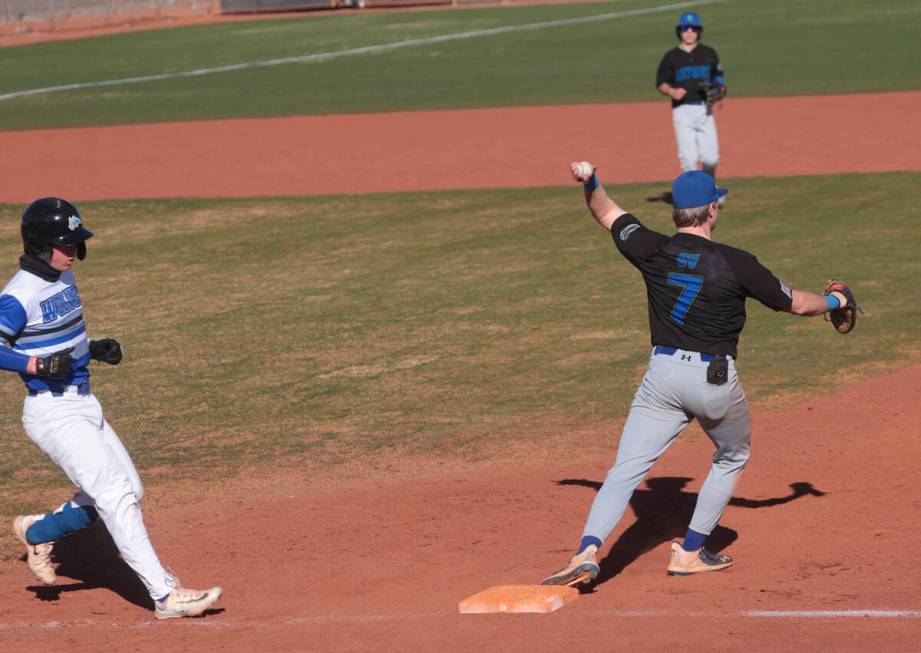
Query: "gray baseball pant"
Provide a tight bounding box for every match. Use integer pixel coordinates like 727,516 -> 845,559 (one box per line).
582,348 -> 751,543
672,103 -> 719,173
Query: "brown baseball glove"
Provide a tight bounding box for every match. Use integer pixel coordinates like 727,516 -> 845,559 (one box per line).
824,279 -> 862,334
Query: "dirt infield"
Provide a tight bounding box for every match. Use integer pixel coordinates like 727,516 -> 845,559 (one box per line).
0,363 -> 919,650
0,90 -> 919,650
1,91 -> 920,202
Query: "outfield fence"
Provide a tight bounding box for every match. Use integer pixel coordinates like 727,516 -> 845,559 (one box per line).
1,0 -> 555,36
219,0 -> 332,13
219,0 -> 495,13
1,0 -> 213,34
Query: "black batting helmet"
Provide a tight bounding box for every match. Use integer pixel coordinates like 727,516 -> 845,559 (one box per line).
21,197 -> 93,261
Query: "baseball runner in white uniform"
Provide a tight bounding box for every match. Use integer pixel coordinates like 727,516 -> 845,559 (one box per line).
3,198 -> 222,619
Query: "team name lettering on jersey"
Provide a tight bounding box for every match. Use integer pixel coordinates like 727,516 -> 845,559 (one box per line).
40,286 -> 81,323
676,252 -> 701,270
675,65 -> 711,82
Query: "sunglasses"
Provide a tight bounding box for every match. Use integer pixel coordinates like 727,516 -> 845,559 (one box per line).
680,25 -> 702,32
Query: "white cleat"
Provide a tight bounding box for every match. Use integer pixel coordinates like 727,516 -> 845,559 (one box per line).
155,586 -> 224,620
12,514 -> 56,585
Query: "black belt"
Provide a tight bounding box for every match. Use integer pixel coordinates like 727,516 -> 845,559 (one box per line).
653,345 -> 728,362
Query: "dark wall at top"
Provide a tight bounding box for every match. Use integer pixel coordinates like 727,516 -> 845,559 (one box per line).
220,0 -> 332,14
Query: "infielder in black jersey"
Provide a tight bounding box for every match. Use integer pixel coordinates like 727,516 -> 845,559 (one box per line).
656,12 -> 726,183
542,165 -> 850,585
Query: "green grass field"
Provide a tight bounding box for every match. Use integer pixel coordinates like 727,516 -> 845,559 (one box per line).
0,171 -> 916,495
0,0 -> 918,129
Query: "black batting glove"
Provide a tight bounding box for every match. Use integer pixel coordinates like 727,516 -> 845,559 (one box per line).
34,347 -> 75,378
89,338 -> 123,365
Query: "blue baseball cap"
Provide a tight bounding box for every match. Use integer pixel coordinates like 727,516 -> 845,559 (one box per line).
671,171 -> 728,209
678,12 -> 702,29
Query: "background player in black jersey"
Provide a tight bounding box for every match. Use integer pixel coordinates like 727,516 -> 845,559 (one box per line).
541,164 -> 850,586
656,12 -> 726,193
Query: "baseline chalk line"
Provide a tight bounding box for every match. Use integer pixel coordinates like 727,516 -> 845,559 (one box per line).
1,608 -> 920,629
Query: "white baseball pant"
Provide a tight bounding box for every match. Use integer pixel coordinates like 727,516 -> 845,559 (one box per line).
22,390 -> 175,601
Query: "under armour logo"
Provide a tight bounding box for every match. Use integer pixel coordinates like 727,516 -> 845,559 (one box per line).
681,354 -> 692,361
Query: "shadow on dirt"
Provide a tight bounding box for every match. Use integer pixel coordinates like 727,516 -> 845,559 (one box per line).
23,522 -> 151,609
22,522 -> 223,618
555,476 -> 826,589
646,191 -> 674,205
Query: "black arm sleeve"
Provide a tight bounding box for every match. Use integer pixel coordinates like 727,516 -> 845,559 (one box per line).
655,51 -> 674,87
711,48 -> 725,86
611,214 -> 668,268
722,248 -> 793,311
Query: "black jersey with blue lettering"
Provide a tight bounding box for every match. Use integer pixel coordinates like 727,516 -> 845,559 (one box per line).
656,44 -> 724,108
611,214 -> 792,358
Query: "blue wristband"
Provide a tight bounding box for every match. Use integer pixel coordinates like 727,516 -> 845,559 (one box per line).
584,172 -> 600,192
825,294 -> 841,311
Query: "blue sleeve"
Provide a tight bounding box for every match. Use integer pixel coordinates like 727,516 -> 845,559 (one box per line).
0,294 -> 26,341
0,346 -> 30,373
0,294 -> 31,373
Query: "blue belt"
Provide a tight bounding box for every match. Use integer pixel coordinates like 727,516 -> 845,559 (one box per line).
28,381 -> 91,397
682,100 -> 705,105
653,345 -> 727,362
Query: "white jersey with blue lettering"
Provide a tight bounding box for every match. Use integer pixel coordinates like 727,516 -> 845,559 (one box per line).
0,267 -> 90,392
3,255 -> 176,601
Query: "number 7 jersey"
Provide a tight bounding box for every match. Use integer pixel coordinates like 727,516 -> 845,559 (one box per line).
611,213 -> 793,358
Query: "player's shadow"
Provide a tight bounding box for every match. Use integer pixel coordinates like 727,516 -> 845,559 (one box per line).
646,191 -> 674,205
24,522 -> 152,611
555,476 -> 825,589
24,523 -> 225,618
